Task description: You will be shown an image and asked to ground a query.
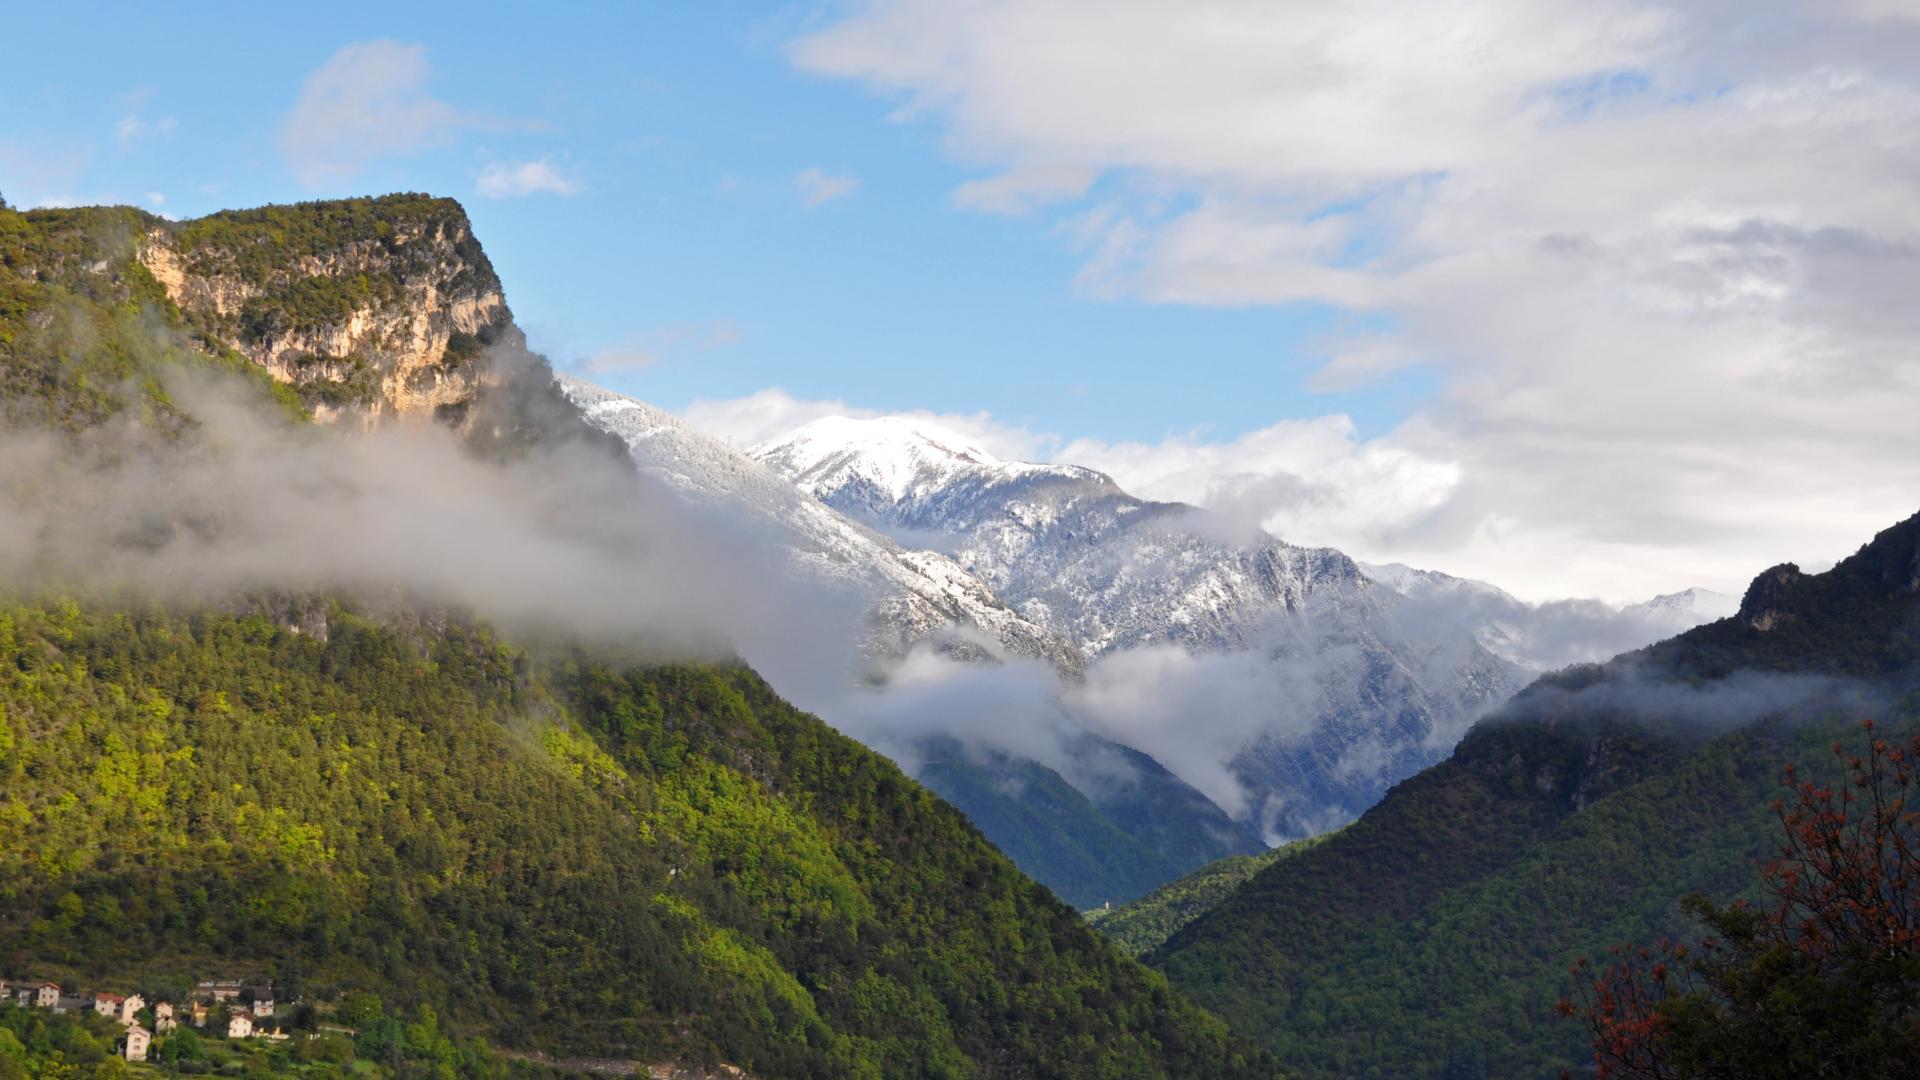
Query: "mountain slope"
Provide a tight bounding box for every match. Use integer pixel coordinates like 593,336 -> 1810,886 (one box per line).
1086,836 -> 1328,958
753,416 -> 1527,841
919,737 -> 1264,909
0,196 -> 1278,1079
1147,510 -> 1920,1078
558,378 -> 1263,905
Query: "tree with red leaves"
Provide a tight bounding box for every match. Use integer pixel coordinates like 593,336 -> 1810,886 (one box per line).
1559,719 -> 1920,1079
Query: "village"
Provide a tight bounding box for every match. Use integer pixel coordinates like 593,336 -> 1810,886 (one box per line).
0,974 -> 297,1063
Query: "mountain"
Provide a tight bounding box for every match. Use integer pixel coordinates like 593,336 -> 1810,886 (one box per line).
139,195 -> 511,426
1621,585 -> 1740,626
557,378 -> 1081,671
0,195 -> 1277,1078
752,416 -> 1528,842
558,379 -> 1264,905
1144,509 -> 1920,1078
1359,561 -> 1741,672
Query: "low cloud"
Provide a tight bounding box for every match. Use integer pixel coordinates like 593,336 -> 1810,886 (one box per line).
1063,643 -> 1321,820
477,159 -> 581,199
0,359 -> 850,672
794,167 -> 860,208
1503,663 -> 1906,740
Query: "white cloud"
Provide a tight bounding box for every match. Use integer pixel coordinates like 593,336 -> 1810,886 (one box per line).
782,0 -> 1920,602
280,40 -> 476,186
794,166 -> 860,207
476,159 -> 581,199
684,387 -> 1054,460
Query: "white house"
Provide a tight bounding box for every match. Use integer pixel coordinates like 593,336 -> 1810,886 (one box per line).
228,1012 -> 253,1039
119,993 -> 145,1026
154,1001 -> 177,1032
93,992 -> 124,1019
122,1025 -> 151,1063
251,996 -> 274,1018
197,980 -> 241,1002
34,983 -> 59,1009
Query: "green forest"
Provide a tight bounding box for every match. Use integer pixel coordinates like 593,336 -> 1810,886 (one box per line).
0,597 -> 1270,1078
1087,837 -> 1324,958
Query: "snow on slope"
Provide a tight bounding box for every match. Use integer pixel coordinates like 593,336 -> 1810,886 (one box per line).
559,378 -> 1082,673
1358,562 -> 1740,671
1623,587 -> 1740,625
752,416 -> 1528,840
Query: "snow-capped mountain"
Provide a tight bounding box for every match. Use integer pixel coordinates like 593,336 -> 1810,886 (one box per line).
560,378 -> 1082,673
559,377 -> 1263,902
752,416 -> 1527,841
1358,562 -> 1740,672
1623,586 -> 1740,626
758,418 -> 1370,656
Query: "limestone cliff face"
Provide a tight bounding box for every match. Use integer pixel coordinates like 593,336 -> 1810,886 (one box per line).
137,196 -> 511,425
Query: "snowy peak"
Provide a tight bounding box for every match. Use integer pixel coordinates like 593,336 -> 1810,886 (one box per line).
753,415 -> 1113,517
1357,561 -> 1519,605
1623,587 -> 1740,623
557,377 -> 1084,673
759,415 -> 1003,497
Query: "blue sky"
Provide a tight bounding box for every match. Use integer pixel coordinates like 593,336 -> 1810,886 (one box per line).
0,2 -> 1423,447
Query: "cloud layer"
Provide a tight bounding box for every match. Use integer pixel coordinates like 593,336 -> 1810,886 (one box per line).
768,0 -> 1920,602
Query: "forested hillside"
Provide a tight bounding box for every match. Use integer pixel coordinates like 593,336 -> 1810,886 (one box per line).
1086,837 -> 1326,958
1148,512 -> 1920,1078
0,599 -> 1271,1077
0,196 -> 1278,1078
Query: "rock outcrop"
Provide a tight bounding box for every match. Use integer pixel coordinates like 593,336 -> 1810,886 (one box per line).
1738,562 -> 1805,631
137,195 -> 510,426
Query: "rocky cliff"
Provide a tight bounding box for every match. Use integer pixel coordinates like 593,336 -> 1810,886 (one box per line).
137,195 -> 510,425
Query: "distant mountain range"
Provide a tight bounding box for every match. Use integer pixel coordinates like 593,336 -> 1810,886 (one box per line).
1359,559 -> 1739,671
751,415 -> 1741,842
